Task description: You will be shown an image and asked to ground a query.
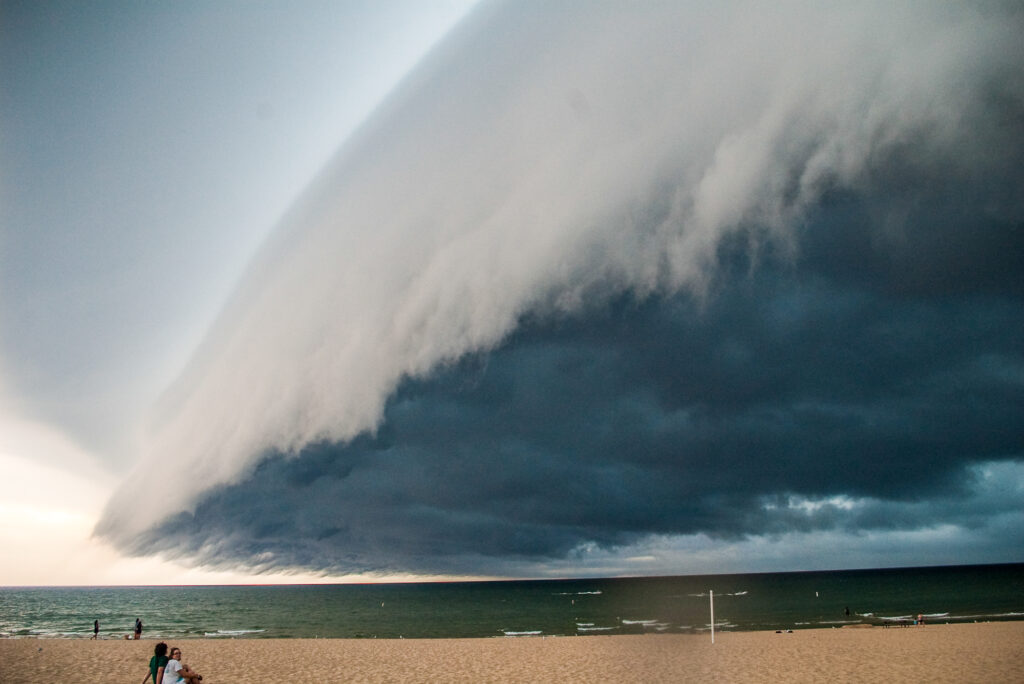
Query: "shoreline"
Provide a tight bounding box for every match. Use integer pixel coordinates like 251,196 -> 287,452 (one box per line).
4,614 -> 1021,641
2,622 -> 1022,683
3,618 -> 1022,640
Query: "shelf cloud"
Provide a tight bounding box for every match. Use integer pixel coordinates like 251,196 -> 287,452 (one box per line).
97,1 -> 1024,576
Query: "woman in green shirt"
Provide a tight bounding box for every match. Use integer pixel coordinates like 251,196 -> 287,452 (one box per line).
142,642 -> 169,684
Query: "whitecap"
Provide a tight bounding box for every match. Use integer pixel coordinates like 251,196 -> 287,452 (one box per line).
203,629 -> 266,637
819,620 -> 863,625
696,622 -> 735,631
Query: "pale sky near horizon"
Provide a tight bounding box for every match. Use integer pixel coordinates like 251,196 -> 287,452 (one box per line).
1,0 -> 478,586
2,1 -> 1022,586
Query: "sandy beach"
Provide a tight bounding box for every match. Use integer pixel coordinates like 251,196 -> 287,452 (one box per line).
1,622 -> 1021,683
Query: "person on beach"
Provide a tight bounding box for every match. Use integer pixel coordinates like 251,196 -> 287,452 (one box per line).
162,646 -> 203,684
142,642 -> 169,684
135,618 -> 143,639
92,620 -> 99,639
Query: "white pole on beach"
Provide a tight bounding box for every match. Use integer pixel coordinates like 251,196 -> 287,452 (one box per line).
710,590 -> 715,644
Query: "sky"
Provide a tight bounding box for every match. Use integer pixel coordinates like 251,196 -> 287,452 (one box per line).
1,1 -> 1022,585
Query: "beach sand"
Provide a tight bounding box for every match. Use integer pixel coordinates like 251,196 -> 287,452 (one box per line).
1,622 -> 1021,683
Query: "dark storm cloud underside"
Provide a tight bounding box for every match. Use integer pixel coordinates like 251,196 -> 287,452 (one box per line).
137,186 -> 1024,575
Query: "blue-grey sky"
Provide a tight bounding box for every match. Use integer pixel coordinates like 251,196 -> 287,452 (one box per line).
3,1 -> 1023,584
0,0 -> 476,584
1,0 -> 474,459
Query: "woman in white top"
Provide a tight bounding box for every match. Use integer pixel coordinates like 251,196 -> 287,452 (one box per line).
161,647 -> 203,684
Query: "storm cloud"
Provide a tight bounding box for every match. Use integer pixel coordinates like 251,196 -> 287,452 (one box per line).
98,1 -> 1024,575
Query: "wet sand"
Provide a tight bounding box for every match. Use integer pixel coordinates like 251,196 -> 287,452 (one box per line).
1,621 -> 1021,683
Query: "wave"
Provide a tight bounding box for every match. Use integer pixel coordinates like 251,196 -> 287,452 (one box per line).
942,612 -> 1024,621
819,620 -> 865,625
866,611 -> 1023,623
203,629 -> 266,637
696,622 -> 736,631
620,619 -> 672,631
5,629 -> 82,639
502,630 -> 542,636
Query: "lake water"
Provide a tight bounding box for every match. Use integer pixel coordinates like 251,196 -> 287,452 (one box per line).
1,563 -> 1021,639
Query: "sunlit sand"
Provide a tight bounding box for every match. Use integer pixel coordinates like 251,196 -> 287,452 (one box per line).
1,622 -> 1021,683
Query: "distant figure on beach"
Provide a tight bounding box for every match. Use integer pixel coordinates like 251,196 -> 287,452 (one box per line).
92,620 -> 99,639
135,618 -> 143,639
918,613 -> 925,626
162,646 -> 203,684
143,642 -> 169,684
845,607 -> 850,617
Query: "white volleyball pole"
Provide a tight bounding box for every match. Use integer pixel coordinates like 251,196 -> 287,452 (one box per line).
710,590 -> 715,644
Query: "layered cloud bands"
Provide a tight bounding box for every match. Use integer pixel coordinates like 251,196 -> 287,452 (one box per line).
98,2 -> 1024,574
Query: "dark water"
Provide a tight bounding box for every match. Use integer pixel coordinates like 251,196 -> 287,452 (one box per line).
1,564 -> 1021,639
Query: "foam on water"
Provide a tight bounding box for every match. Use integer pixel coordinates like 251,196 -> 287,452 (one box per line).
819,620 -> 866,625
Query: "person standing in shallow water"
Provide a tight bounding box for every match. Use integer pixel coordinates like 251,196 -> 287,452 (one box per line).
92,620 -> 99,639
135,618 -> 143,640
